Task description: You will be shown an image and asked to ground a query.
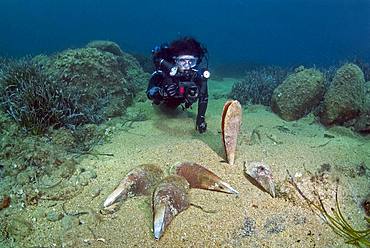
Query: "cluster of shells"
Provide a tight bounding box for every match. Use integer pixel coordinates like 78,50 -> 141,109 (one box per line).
103,162 -> 239,240
103,99 -> 347,241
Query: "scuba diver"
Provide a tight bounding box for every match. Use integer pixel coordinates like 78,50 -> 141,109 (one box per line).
146,37 -> 210,133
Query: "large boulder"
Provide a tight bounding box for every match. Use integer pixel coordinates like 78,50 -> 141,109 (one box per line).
354,114 -> 370,134
44,46 -> 148,118
364,81 -> 370,112
271,67 -> 325,121
353,81 -> 370,134
319,63 -> 365,125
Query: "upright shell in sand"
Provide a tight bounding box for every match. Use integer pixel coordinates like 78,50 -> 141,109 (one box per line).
221,100 -> 242,165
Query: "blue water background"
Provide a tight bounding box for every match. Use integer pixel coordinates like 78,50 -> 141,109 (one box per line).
0,0 -> 369,66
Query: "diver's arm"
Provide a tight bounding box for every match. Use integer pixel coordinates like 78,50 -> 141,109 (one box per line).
147,71 -> 164,101
196,79 -> 208,133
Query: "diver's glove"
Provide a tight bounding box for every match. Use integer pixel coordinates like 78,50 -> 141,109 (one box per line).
163,84 -> 178,97
196,116 -> 207,134
148,87 -> 161,98
148,86 -> 163,104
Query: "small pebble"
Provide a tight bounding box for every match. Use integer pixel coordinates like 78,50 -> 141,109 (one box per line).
16,171 -> 31,185
77,170 -> 97,186
47,210 -> 64,222
61,215 -> 80,231
90,187 -> 101,198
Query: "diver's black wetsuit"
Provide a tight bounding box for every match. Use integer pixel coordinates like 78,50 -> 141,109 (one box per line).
146,67 -> 208,129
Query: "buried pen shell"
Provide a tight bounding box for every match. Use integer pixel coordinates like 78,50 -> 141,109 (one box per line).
173,161 -> 239,194
103,164 -> 164,208
104,162 -> 238,240
152,175 -> 190,240
244,161 -> 276,198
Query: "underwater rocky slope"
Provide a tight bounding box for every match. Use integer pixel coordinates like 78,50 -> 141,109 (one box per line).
0,40 -> 149,245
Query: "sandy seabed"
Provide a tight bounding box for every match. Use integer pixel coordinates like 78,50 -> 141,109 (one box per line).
3,79 -> 370,248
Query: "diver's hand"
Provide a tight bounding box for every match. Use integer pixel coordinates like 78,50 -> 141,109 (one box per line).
196,116 -> 207,133
164,84 -> 178,97
148,87 -> 161,99
148,87 -> 163,105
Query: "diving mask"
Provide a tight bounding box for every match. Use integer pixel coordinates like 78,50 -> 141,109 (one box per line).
174,55 -> 198,70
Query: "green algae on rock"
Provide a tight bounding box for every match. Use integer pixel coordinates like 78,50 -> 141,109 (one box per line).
271,67 -> 325,121
44,47 -> 138,118
319,63 -> 366,125
0,44 -> 148,133
86,40 -> 124,56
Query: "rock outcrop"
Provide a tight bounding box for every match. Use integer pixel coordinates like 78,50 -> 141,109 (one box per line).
319,63 -> 365,125
271,67 -> 325,121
